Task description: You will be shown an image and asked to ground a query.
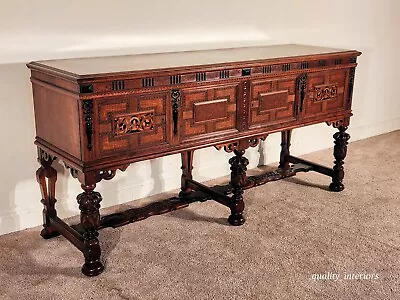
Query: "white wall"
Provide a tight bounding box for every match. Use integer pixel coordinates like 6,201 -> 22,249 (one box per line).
0,0 -> 399,235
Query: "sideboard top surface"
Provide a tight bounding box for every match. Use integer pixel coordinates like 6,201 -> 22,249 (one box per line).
27,44 -> 361,79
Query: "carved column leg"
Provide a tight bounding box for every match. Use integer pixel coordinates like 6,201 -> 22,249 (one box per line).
278,130 -> 292,172
228,149 -> 248,226
329,126 -> 350,192
77,182 -> 104,276
36,157 -> 59,239
179,150 -> 194,197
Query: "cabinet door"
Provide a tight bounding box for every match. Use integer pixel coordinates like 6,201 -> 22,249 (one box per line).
249,77 -> 297,128
95,91 -> 169,158
180,83 -> 239,142
303,69 -> 347,118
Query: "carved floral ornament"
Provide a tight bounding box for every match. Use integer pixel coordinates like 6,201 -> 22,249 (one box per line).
215,135 -> 268,153
114,112 -> 154,136
314,85 -> 338,101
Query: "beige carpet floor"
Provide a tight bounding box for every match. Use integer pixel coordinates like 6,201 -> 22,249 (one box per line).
1,131 -> 399,300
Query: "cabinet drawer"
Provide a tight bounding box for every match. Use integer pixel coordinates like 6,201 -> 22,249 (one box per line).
95,92 -> 169,158
303,69 -> 347,117
180,83 -> 239,141
249,77 -> 297,128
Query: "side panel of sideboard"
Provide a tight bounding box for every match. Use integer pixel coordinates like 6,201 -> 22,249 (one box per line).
31,79 -> 82,160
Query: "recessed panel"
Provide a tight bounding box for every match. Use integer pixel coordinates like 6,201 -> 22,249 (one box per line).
194,99 -> 228,123
259,90 -> 289,112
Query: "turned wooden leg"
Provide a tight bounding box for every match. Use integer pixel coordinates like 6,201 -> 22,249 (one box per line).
278,130 -> 292,171
77,183 -> 104,276
329,126 -> 350,192
36,151 -> 59,239
179,150 -> 194,197
228,149 -> 248,226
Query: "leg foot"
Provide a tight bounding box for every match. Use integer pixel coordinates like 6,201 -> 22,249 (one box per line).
82,260 -> 104,277
330,126 -> 350,192
40,226 -> 60,239
329,182 -> 344,192
228,213 -> 245,226
228,149 -> 248,226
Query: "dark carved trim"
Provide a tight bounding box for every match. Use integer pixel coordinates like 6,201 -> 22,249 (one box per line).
82,100 -> 94,151
215,142 -> 239,153
262,65 -> 272,73
215,135 -> 267,153
38,148 -> 57,165
171,90 -> 180,135
112,80 -> 125,91
349,57 -> 357,63
97,164 -> 129,182
326,120 -> 345,128
298,74 -> 307,113
348,67 -> 355,103
242,68 -> 251,76
80,84 -> 94,94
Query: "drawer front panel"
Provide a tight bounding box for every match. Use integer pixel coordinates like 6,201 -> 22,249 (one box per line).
96,92 -> 168,158
303,69 -> 347,117
249,77 -> 297,128
181,83 -> 239,141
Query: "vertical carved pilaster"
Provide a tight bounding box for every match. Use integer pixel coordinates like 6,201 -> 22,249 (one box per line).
278,130 -> 292,172
179,150 -> 194,196
82,100 -> 93,151
348,67 -> 356,104
36,148 -> 59,239
329,126 -> 350,192
77,183 -> 104,276
228,149 -> 248,226
171,90 -> 180,135
298,74 -> 307,114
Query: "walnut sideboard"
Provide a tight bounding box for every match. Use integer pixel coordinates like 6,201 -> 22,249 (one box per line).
27,44 -> 361,276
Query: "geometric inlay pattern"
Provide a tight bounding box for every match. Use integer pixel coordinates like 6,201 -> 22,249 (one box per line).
304,69 -> 346,117
250,77 -> 297,127
96,92 -> 168,157
181,83 -> 239,141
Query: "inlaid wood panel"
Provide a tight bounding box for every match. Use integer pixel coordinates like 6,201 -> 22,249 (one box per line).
249,77 -> 297,128
303,69 -> 347,117
95,92 -> 169,158
181,83 -> 239,141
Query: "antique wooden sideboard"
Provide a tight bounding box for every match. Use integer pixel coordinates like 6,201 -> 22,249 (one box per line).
27,44 -> 361,276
